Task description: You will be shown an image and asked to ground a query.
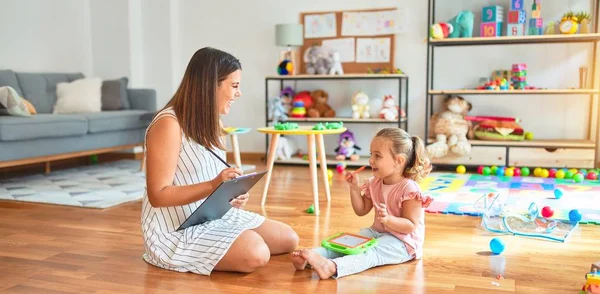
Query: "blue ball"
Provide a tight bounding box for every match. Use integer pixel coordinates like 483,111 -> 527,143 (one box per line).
569,209 -> 582,223
496,167 -> 505,176
553,189 -> 563,199
490,238 -> 505,255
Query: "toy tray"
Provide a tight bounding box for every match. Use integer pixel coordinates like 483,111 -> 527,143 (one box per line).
321,232 -> 378,255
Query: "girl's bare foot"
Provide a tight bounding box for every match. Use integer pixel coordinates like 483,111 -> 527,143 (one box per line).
291,251 -> 307,270
300,249 -> 337,279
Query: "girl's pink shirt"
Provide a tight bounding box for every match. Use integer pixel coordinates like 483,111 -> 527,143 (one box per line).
361,176 -> 433,259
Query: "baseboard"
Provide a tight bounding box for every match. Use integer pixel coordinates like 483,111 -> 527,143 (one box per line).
226,152 -> 264,162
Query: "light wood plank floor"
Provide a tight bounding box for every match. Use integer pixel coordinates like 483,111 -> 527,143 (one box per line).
0,161 -> 598,293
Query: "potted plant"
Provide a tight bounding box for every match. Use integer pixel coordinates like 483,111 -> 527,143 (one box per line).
576,11 -> 591,34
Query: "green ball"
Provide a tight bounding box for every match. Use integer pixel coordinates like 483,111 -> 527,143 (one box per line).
491,166 -> 498,174
520,167 -> 530,176
482,166 -> 491,176
573,173 -> 584,183
565,171 -> 574,179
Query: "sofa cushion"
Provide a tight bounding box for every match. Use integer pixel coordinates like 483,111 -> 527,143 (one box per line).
0,114 -> 88,141
85,110 -> 149,133
102,77 -> 129,110
15,72 -> 85,114
0,70 -> 23,97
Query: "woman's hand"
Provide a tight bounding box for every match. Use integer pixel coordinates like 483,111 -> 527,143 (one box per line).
375,203 -> 391,225
230,193 -> 249,209
212,167 -> 243,187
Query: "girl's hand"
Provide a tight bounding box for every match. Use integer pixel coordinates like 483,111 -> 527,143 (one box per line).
230,193 -> 249,209
345,171 -> 360,191
212,167 -> 243,186
375,203 -> 390,225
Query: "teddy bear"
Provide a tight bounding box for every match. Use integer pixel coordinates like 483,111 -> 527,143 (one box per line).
352,91 -> 370,119
379,95 -> 400,121
303,45 -> 332,75
335,130 -> 361,161
426,95 -> 472,158
307,89 -> 335,118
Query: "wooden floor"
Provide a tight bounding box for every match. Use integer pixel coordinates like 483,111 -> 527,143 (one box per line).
0,160 -> 598,293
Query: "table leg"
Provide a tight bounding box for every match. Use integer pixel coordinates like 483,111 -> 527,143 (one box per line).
307,134 -> 319,216
261,133 -> 280,206
316,134 -> 331,203
230,134 -> 242,169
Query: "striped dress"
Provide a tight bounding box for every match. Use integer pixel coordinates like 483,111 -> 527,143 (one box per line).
140,107 -> 265,275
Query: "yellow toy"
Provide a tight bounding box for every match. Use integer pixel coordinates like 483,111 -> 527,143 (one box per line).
560,12 -> 579,34
351,91 -> 370,119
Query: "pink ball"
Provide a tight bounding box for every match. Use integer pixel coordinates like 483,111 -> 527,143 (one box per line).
336,165 -> 345,174
548,169 -> 557,178
541,206 -> 554,218
587,172 -> 597,180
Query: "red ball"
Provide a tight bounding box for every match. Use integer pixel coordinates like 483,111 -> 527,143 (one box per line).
513,168 -> 521,177
477,166 -> 484,174
548,169 -> 557,178
336,165 -> 345,174
541,206 -> 554,218
587,172 -> 597,180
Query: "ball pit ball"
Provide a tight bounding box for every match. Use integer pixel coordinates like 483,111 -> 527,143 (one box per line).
456,165 -> 466,174
491,166 -> 498,174
520,167 -> 530,177
533,167 -> 542,177
540,169 -> 549,178
327,169 -> 333,180
513,168 -> 521,177
555,169 -> 566,179
553,189 -> 563,199
541,206 -> 554,218
496,167 -> 505,176
587,172 -> 598,180
579,169 -> 588,176
504,169 -> 514,177
573,173 -> 584,183
565,171 -> 574,179
477,166 -> 484,174
569,209 -> 582,223
569,168 -> 578,174
548,169 -> 556,178
482,167 -> 491,176
489,238 -> 505,255
336,165 -> 345,174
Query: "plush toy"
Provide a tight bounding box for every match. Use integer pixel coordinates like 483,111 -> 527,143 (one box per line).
275,136 -> 297,160
280,86 -> 295,114
448,10 -> 474,38
426,95 -> 472,158
379,95 -> 400,121
268,96 -> 288,124
430,22 -> 454,39
303,45 -> 332,75
329,52 -> 344,75
307,90 -> 335,118
335,130 -> 361,161
352,91 -> 370,119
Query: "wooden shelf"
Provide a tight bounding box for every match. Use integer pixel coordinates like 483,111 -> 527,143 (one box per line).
427,138 -> 595,148
265,73 -> 407,80
268,117 -> 406,123
429,33 -> 600,47
275,155 -> 370,167
428,89 -> 600,95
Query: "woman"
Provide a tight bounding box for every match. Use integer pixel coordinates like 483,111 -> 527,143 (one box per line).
142,47 -> 299,275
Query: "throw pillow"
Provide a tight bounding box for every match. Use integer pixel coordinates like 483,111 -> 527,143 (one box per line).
101,77 -> 129,110
53,77 -> 102,114
0,86 -> 31,117
22,98 -> 37,114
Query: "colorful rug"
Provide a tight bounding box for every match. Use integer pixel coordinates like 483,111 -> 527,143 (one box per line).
420,172 -> 600,225
0,160 -> 145,209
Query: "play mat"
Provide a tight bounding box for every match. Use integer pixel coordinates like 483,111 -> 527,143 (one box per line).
420,172 -> 600,225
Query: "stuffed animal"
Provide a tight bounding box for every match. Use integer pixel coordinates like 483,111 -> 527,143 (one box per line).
307,90 -> 335,118
329,52 -> 344,75
335,130 -> 361,161
448,10 -> 474,38
430,22 -> 454,39
379,95 -> 400,121
275,136 -> 297,160
426,95 -> 472,158
268,96 -> 288,124
352,91 -> 370,119
303,45 -> 332,75
280,86 -> 295,114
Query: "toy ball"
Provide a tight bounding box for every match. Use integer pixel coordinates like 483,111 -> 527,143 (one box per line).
477,166 -> 484,174
548,169 -> 557,178
587,172 -> 598,180
504,168 -> 514,177
277,60 -> 294,75
327,169 -> 333,180
565,171 -> 575,179
553,189 -> 563,199
579,169 -> 588,176
520,167 -> 530,177
513,168 -> 521,177
491,165 -> 498,174
456,165 -> 466,174
482,166 -> 492,176
569,209 -> 582,223
569,168 -> 578,174
336,165 -> 345,174
489,238 -> 505,255
533,167 -> 542,177
495,167 -> 505,176
540,169 -> 549,178
555,169 -> 566,179
573,173 -> 584,183
541,206 -> 554,218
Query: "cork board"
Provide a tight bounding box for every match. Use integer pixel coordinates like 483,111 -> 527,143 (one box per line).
298,7 -> 398,74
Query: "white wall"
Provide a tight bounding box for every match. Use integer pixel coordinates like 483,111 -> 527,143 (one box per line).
0,0 -> 93,75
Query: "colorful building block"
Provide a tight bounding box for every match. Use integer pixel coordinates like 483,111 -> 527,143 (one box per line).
511,0 -> 524,10
507,23 -> 526,36
481,22 -> 503,37
482,5 -> 504,22
532,9 -> 541,18
530,17 -> 543,28
508,10 -> 527,24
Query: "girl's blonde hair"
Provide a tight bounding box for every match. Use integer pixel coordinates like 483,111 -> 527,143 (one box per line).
375,128 -> 432,182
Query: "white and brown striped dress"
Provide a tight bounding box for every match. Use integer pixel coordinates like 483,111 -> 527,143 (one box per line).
140,107 -> 265,275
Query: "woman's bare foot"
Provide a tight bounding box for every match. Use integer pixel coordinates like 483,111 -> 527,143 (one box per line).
291,251 -> 307,270
300,249 -> 337,279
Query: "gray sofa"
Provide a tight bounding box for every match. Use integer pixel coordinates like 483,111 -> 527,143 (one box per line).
0,70 -> 156,169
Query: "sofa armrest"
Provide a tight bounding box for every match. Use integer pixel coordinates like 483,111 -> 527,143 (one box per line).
127,89 -> 157,112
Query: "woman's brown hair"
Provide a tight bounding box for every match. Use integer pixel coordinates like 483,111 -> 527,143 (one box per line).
161,47 -> 241,150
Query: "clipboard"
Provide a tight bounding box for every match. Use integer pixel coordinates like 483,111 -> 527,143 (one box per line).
177,171 -> 267,231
